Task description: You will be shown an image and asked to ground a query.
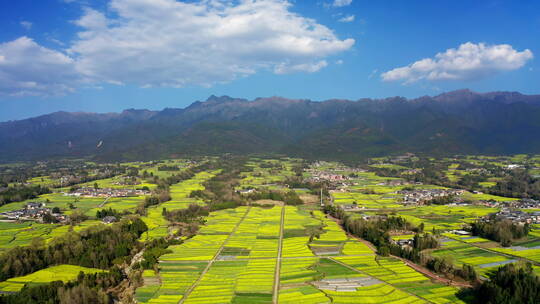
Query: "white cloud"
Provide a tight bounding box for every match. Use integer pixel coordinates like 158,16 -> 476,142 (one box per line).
338,15 -> 355,23
0,37 -> 80,96
333,0 -> 352,7
0,0 -> 353,96
274,60 -> 328,74
382,42 -> 533,83
69,0 -> 354,88
20,21 -> 32,30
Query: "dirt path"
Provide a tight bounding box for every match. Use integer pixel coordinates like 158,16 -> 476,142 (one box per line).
272,206 -> 285,304
98,197 -> 110,208
178,207 -> 252,304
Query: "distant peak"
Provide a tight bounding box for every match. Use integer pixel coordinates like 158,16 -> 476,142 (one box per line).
205,95 -> 235,103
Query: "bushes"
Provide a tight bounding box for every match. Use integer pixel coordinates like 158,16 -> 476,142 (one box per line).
470,263 -> 540,304
247,190 -> 303,205
165,203 -> 209,223
470,219 -> 529,247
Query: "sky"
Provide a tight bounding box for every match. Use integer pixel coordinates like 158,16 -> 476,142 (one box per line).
0,0 -> 538,121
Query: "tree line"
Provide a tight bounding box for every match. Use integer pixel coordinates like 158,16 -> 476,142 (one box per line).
0,185 -> 51,207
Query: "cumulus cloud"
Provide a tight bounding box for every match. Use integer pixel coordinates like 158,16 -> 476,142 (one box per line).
382,42 -> 533,83
333,0 -> 352,7
338,15 -> 355,23
0,37 -> 80,96
20,21 -> 32,30
69,0 -> 354,88
0,0 -> 354,96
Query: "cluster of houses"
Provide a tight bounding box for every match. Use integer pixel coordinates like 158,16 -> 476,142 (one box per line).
485,208 -> 540,225
59,175 -> 78,186
508,199 -> 540,209
0,202 -> 66,222
397,189 -> 466,205
392,238 -> 414,247
66,187 -> 149,198
113,176 -> 140,186
477,198 -> 540,209
307,172 -> 348,183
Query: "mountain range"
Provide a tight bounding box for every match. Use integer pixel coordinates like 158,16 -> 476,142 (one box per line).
2,89 -> 540,162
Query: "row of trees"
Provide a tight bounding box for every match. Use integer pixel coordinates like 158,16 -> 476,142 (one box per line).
246,189 -> 303,205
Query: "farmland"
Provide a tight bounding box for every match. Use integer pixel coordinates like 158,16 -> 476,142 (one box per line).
0,265 -> 105,293
135,204 -> 464,304
1,155 -> 540,302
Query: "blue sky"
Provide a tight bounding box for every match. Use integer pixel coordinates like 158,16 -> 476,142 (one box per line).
0,0 -> 538,121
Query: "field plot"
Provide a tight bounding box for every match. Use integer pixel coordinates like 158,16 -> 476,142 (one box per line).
400,205 -> 497,231
135,270 -> 161,303
429,239 -> 514,276
0,219 -> 104,252
492,246 -> 540,264
136,207 -> 249,303
141,171 -> 218,241
227,206 -> 281,259
281,206 -> 321,257
331,191 -> 402,209
238,159 -> 298,190
0,265 -> 105,293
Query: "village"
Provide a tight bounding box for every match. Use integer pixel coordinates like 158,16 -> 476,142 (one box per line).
483,208 -> 540,225
65,186 -> 150,198
0,202 -> 66,223
397,188 -> 466,205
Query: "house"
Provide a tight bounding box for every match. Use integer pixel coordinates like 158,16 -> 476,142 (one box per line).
396,239 -> 413,247
453,230 -> 471,236
238,188 -> 255,195
26,202 -> 44,209
102,216 -> 117,224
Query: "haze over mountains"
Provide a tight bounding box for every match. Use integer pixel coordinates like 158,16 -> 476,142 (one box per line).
2,89 -> 540,162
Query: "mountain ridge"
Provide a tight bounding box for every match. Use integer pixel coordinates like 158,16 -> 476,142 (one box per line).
1,89 -> 540,162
